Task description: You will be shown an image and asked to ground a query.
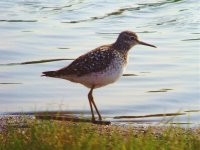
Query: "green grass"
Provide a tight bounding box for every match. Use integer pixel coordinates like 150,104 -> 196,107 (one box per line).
0,119 -> 199,150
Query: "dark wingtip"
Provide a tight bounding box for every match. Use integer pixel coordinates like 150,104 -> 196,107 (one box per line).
41,74 -> 46,77
41,71 -> 56,77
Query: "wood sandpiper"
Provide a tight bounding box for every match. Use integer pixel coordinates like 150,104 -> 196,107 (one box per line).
42,30 -> 156,123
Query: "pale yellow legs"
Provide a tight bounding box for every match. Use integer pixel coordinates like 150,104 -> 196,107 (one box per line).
88,86 -> 102,121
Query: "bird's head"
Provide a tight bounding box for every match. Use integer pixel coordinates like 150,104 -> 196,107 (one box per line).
113,31 -> 156,52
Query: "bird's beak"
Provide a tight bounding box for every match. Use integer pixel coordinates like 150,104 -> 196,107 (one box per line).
137,40 -> 157,48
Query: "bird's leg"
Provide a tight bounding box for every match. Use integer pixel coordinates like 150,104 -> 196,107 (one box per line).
91,98 -> 102,121
88,87 -> 95,122
90,86 -> 102,121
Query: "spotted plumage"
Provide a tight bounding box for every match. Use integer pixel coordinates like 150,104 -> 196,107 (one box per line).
43,45 -> 127,76
55,46 -> 117,77
42,30 -> 156,122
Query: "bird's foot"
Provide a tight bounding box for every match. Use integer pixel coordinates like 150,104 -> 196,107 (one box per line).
91,117 -> 96,122
91,119 -> 111,125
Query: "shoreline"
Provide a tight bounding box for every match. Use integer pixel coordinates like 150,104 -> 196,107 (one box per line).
1,114 -> 199,136
1,110 -> 199,128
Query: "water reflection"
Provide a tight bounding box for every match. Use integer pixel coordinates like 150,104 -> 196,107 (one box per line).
0,83 -> 22,85
181,38 -> 200,41
147,89 -> 173,93
122,74 -> 138,76
61,0 -> 185,24
0,58 -> 74,66
114,112 -> 185,119
0,20 -> 37,22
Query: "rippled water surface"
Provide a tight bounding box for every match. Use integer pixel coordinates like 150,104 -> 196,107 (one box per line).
0,0 -> 199,125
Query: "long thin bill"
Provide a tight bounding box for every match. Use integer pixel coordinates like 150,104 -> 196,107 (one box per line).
138,41 -> 157,48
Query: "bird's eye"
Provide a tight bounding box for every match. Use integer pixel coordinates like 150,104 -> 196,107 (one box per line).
129,36 -> 135,40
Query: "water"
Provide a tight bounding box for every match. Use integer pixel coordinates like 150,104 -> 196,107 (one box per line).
0,0 -> 199,126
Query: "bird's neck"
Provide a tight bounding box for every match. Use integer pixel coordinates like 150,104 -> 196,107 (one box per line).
112,41 -> 132,55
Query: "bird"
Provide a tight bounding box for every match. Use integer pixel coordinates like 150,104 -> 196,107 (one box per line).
42,30 -> 156,123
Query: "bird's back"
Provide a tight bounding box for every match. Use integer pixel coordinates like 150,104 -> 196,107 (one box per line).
42,45 -> 124,77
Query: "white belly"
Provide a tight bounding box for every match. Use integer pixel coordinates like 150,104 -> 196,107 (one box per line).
67,59 -> 126,88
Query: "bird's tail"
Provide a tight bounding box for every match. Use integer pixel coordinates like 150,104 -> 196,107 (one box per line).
42,71 -> 57,77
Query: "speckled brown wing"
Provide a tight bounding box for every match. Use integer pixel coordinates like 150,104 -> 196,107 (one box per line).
55,46 -> 116,77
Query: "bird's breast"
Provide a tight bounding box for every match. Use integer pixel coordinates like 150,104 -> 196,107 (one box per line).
72,57 -> 126,88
